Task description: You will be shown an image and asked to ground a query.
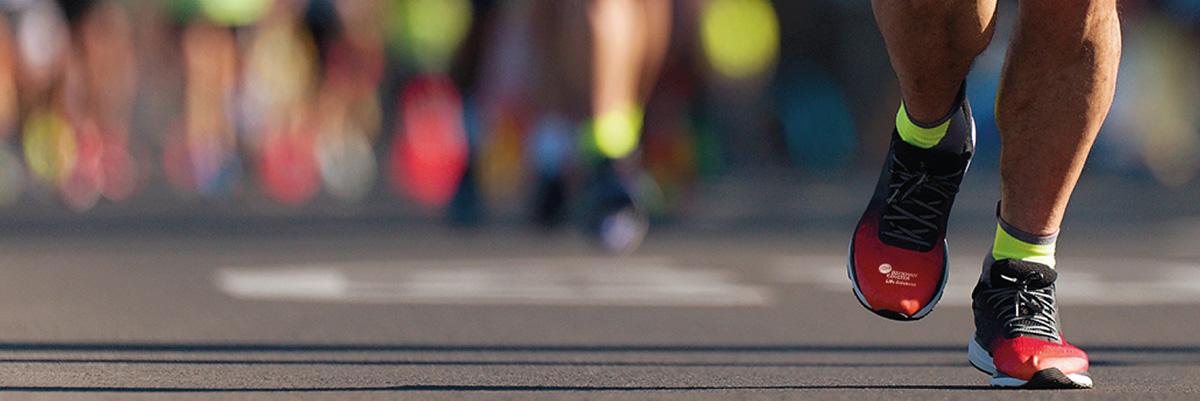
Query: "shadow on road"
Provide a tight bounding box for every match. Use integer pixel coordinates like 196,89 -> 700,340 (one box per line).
0,342 -> 1196,354
0,342 -> 970,353
0,358 -> 964,368
0,384 -> 992,393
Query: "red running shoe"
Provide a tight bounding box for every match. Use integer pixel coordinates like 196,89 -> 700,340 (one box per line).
848,97 -> 974,321
969,258 -> 1092,388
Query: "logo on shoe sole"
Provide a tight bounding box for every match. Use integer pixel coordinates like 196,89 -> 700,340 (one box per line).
879,263 -> 917,287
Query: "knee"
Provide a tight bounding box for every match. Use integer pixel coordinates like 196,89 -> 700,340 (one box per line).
898,0 -> 997,51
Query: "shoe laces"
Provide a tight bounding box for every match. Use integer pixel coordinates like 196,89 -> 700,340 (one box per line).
881,157 -> 963,247
980,274 -> 1061,342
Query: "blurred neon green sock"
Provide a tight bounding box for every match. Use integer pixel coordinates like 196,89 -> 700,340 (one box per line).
592,103 -> 643,159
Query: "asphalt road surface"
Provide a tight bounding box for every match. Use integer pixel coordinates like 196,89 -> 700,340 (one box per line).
1,173 -> 1199,399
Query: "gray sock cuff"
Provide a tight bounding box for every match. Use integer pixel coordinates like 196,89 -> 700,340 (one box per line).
902,82 -> 967,129
995,202 -> 1057,245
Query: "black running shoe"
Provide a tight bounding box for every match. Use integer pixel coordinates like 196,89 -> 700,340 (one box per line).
968,258 -> 1092,389
848,94 -> 975,320
582,160 -> 648,254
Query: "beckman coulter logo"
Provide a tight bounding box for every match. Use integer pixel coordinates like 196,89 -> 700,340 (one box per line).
878,263 -> 893,274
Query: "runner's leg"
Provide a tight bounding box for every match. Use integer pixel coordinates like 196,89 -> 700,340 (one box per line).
872,0 -> 997,123
995,0 -> 1120,235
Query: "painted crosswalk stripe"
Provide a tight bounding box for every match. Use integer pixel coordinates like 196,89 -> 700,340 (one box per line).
216,257 -> 770,307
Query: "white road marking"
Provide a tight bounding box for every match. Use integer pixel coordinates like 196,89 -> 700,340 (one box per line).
216,257 -> 770,307
772,256 -> 1200,306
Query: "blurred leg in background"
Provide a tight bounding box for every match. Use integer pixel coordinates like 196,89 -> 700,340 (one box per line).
0,15 -> 23,208
70,0 -> 138,205
584,0 -> 670,254
12,0 -> 137,211
176,21 -> 240,200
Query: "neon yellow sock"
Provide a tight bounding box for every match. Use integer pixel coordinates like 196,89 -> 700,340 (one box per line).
991,221 -> 1057,268
895,102 -> 950,149
592,103 -> 643,159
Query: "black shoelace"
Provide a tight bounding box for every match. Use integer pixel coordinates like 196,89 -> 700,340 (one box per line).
881,157 -> 963,248
979,277 -> 1061,341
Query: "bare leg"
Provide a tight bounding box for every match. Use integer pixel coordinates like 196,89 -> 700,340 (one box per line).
872,0 -> 997,123
591,0 -> 644,119
589,0 -> 670,159
590,0 -> 670,116
996,0 -> 1120,235
635,0 -> 671,102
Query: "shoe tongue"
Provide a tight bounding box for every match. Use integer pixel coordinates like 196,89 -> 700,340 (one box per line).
891,138 -> 968,175
990,259 -> 1057,289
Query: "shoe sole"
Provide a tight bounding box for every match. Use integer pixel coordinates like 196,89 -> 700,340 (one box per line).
968,336 -> 1093,389
846,238 -> 950,321
596,204 -> 648,255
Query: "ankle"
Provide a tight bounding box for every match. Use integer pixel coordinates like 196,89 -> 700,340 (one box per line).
991,211 -> 1057,268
